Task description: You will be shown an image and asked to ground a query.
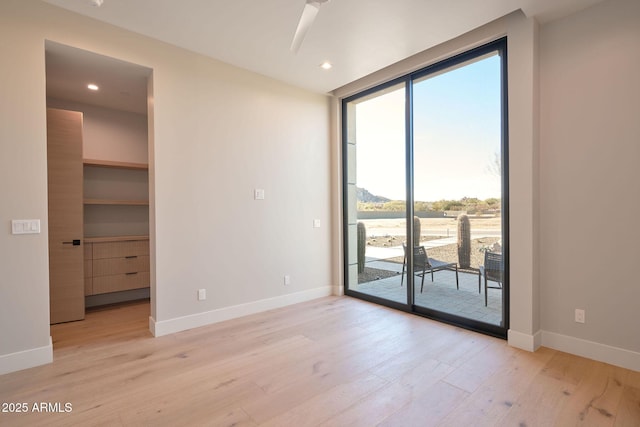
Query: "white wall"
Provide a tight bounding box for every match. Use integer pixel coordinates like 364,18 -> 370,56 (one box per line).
0,0 -> 331,373
539,0 -> 640,367
0,2 -> 52,374
151,49 -> 332,331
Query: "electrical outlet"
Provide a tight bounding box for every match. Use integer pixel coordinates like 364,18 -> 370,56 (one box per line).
284,275 -> 291,286
575,308 -> 585,323
197,289 -> 206,301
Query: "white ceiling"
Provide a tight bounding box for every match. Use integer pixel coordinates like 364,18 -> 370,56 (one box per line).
43,0 -> 603,111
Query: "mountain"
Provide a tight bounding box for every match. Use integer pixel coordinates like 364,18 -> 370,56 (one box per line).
356,187 -> 390,203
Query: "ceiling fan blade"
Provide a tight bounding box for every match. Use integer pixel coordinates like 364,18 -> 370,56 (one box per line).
290,1 -> 321,53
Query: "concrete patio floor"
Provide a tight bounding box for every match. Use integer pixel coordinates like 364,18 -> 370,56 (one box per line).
352,263 -> 504,326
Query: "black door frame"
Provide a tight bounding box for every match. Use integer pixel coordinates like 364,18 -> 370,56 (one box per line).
341,37 -> 509,339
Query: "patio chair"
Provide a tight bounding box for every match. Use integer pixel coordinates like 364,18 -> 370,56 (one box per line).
400,243 -> 459,292
480,251 -> 503,306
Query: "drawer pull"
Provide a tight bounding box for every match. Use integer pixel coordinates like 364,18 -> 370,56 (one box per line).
125,255 -> 138,259
126,272 -> 138,276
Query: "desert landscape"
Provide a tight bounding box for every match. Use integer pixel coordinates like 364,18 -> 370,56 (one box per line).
358,216 -> 502,282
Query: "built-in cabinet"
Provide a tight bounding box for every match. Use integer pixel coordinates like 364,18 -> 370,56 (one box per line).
83,159 -> 150,238
82,159 -> 150,298
84,236 -> 150,296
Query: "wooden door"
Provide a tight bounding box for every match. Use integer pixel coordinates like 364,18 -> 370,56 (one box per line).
47,108 -> 84,324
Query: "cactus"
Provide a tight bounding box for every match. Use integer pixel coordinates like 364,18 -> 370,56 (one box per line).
357,221 -> 366,273
413,216 -> 421,247
457,214 -> 471,268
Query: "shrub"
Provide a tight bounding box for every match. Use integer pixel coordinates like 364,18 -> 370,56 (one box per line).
457,214 -> 471,268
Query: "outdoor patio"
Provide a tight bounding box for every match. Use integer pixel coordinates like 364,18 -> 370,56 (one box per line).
353,259 -> 503,326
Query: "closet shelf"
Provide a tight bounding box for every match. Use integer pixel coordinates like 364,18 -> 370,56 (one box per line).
84,199 -> 149,206
83,158 -> 148,170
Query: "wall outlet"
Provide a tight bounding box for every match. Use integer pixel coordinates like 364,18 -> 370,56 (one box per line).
197,289 -> 206,301
575,308 -> 585,323
284,275 -> 291,286
254,189 -> 265,200
313,219 -> 321,228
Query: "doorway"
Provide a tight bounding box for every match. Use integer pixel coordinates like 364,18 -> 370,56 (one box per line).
45,41 -> 154,336
343,38 -> 508,338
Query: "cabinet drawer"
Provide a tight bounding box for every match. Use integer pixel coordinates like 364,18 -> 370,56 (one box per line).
93,240 -> 149,259
92,272 -> 149,295
93,255 -> 149,277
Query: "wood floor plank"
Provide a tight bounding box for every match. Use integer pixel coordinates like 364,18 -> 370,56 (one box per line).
439,346 -> 556,426
378,380 -> 469,427
441,339 -> 514,393
0,296 -> 637,426
242,325 -> 431,423
554,362 -> 626,426
259,373 -> 388,427
318,382 -> 413,427
616,385 -> 640,426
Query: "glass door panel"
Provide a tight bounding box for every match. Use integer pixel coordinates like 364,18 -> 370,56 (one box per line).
344,83 -> 408,305
412,53 -> 505,327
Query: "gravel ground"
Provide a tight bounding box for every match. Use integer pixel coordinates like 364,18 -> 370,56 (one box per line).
423,237 -> 500,270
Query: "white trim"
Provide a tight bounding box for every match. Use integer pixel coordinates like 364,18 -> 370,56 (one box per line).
0,337 -> 53,375
150,286 -> 332,337
508,329 -> 640,371
508,329 -> 542,352
149,314 -> 157,337
542,331 -> 640,372
332,285 -> 344,296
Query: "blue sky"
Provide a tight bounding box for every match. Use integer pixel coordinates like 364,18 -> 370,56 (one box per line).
354,54 -> 502,202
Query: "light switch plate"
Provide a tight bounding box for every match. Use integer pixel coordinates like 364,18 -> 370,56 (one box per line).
313,219 -> 321,228
254,189 -> 265,200
11,219 -> 40,235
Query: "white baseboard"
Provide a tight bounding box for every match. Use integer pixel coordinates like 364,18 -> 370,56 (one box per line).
542,331 -> 640,372
508,328 -> 640,371
508,328 -> 542,352
150,286 -> 333,337
0,337 -> 53,375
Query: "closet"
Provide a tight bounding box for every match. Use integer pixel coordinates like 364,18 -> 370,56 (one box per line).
47,107 -> 150,323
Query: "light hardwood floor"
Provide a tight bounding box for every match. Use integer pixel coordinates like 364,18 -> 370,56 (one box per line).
1,297 -> 638,426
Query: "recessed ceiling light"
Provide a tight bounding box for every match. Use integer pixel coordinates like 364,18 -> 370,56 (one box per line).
87,84 -> 99,91
91,0 -> 104,7
320,61 -> 333,70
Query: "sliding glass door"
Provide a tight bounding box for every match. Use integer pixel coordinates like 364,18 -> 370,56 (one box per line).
343,39 -> 508,337
344,82 -> 408,307
412,51 -> 506,331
